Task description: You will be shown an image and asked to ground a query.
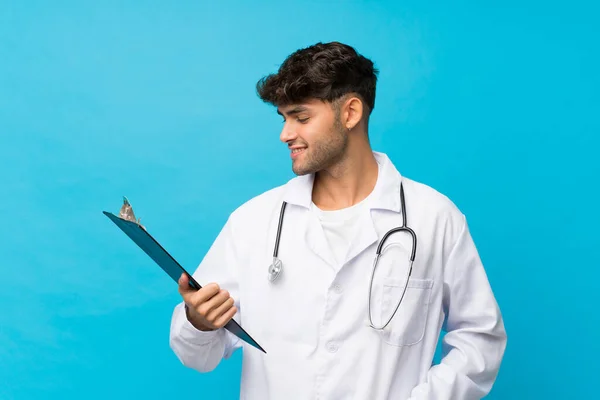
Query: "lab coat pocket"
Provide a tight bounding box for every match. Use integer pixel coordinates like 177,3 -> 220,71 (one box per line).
379,277 -> 434,347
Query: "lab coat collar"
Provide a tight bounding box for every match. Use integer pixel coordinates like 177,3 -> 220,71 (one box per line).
282,151 -> 403,213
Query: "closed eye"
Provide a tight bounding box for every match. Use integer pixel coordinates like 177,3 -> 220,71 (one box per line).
281,117 -> 310,124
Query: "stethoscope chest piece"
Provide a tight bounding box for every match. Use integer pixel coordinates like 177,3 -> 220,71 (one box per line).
268,257 -> 283,282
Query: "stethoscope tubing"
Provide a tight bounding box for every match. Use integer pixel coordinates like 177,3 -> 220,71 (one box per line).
268,183 -> 417,330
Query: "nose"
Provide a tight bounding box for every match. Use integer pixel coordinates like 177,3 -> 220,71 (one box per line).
279,122 -> 297,144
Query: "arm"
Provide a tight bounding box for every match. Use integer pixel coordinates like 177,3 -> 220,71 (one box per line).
169,216 -> 243,372
408,215 -> 507,399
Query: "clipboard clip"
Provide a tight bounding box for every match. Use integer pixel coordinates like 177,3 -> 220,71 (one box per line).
119,196 -> 145,230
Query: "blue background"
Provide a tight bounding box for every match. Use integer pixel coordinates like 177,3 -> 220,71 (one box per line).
1,1 -> 598,399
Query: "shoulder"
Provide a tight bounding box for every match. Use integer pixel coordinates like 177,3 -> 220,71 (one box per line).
401,176 -> 466,240
402,176 -> 460,213
225,177 -> 294,231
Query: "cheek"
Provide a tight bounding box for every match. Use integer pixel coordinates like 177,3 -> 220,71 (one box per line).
295,126 -> 315,144
299,122 -> 329,144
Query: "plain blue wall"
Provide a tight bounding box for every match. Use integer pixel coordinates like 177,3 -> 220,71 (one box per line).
1,1 -> 598,399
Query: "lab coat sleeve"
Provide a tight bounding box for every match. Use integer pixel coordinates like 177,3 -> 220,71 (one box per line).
169,216 -> 243,372
407,214 -> 507,400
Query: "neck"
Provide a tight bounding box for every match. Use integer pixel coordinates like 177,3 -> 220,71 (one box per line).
312,140 -> 379,211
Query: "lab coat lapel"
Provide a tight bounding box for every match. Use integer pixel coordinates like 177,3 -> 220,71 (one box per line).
305,211 -> 337,268
344,211 -> 378,264
281,173 -> 337,269
345,152 -> 403,264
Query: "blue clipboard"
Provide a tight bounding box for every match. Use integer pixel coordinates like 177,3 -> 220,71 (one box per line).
102,202 -> 266,354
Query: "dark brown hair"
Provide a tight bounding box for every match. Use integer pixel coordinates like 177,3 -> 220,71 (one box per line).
256,41 -> 379,117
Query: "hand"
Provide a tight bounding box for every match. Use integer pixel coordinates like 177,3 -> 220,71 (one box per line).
178,273 -> 237,331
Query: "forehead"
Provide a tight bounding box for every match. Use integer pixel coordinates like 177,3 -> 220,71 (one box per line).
277,99 -> 331,115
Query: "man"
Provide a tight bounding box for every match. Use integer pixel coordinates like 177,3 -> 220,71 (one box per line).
169,41 -> 507,399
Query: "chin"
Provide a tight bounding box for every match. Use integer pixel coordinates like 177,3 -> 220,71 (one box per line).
292,167 -> 309,176
292,164 -> 319,176
292,163 -> 310,176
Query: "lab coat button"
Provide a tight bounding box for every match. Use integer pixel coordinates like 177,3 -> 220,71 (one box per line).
326,342 -> 339,353
333,284 -> 343,293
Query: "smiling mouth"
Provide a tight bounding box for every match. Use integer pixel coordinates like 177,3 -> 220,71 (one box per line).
290,148 -> 306,159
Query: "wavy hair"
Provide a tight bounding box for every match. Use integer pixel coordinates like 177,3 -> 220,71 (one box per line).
256,42 -> 379,117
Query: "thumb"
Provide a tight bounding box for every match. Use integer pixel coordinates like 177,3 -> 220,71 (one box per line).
178,273 -> 194,294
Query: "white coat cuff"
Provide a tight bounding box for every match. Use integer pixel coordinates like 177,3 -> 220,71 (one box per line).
178,305 -> 222,345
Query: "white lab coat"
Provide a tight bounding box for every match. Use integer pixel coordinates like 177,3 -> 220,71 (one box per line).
169,152 -> 507,400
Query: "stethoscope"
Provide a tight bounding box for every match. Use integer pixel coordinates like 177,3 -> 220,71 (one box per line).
267,182 -> 417,330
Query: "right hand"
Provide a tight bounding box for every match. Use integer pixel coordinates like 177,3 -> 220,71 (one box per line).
178,273 -> 237,332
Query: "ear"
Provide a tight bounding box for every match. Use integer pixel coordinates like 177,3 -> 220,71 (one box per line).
341,96 -> 364,131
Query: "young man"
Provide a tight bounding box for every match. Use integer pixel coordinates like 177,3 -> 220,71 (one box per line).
170,41 -> 507,399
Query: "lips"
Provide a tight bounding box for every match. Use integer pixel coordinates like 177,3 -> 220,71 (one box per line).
290,147 -> 306,159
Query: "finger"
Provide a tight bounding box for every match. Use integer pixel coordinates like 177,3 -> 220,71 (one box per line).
191,284 -> 222,306
213,305 -> 237,328
205,296 -> 235,324
178,274 -> 220,306
196,289 -> 230,316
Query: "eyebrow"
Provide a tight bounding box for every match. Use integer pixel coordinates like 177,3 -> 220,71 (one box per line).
277,106 -> 309,116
